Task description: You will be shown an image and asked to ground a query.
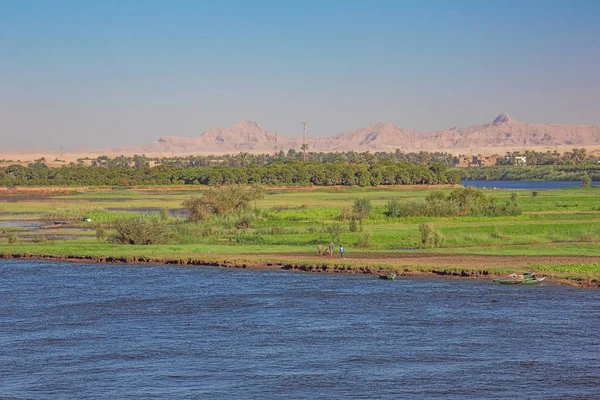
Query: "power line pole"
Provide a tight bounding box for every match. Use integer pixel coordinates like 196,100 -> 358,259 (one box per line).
301,121 -> 308,161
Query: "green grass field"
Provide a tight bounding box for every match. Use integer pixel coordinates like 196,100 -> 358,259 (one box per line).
1,185 -> 600,286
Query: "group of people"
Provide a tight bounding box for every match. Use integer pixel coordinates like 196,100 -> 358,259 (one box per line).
317,242 -> 344,258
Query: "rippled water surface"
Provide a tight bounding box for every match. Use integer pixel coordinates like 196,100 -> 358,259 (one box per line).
1,260 -> 599,399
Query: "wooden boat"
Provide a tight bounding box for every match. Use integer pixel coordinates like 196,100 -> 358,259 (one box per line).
378,273 -> 396,280
494,273 -> 546,285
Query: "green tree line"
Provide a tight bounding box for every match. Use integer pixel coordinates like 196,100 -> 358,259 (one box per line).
0,160 -> 460,187
79,150 -> 456,168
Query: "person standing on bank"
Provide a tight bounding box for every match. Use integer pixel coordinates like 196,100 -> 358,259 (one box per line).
339,244 -> 344,258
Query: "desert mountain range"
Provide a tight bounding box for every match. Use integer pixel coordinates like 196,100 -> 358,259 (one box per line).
99,113 -> 600,155
4,114 -> 600,163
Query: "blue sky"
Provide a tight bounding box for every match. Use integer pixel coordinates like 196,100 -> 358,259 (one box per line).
1,0 -> 599,149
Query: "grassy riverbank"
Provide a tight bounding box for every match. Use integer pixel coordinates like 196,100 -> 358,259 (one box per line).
1,185 -> 600,286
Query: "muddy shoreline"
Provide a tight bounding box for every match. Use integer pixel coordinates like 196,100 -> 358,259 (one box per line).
2,252 -> 598,288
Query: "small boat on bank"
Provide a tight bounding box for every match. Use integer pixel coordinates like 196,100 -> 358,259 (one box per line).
494,273 -> 546,285
378,273 -> 397,280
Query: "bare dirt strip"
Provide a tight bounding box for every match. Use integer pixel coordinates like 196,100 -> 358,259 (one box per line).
245,252 -> 600,269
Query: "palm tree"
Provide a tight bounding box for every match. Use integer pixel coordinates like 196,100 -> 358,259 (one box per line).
237,152 -> 250,167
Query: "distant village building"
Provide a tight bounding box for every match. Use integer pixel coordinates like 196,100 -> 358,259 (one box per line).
502,155 -> 528,166
453,155 -> 500,167
513,156 -> 527,165
453,156 -> 471,167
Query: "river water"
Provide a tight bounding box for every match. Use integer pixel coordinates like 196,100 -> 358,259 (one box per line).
1,260 -> 599,399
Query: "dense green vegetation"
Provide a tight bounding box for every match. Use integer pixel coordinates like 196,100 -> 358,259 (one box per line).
0,161 -> 460,187
4,148 -> 599,188
24,148 -> 597,168
62,150 -> 458,168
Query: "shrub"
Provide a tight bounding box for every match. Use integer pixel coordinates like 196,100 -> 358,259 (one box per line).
384,199 -> 402,218
425,191 -> 447,202
32,235 -> 48,243
349,218 -> 358,232
183,185 -> 265,221
202,225 -> 223,237
96,227 -> 106,242
7,233 -> 18,244
425,199 -> 460,217
532,191 -> 539,198
235,214 -> 254,229
353,197 -> 372,220
111,214 -> 171,245
339,206 -> 352,221
326,222 -> 346,243
581,173 -> 592,188
354,232 -> 372,248
181,197 -> 211,221
499,193 -> 521,216
159,208 -> 170,221
447,187 -> 488,215
326,222 -> 346,234
419,223 -> 444,248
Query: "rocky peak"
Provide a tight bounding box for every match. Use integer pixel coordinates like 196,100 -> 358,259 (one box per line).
232,120 -> 261,130
493,113 -> 514,125
369,122 -> 394,130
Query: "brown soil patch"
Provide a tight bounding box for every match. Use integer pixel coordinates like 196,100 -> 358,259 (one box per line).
238,252 -> 600,269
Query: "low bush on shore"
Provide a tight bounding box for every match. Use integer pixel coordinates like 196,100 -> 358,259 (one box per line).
182,185 -> 265,221
419,223 -> 444,248
384,187 -> 521,218
111,215 -> 171,245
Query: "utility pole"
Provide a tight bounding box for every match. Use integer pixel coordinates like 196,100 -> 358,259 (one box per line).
301,121 -> 308,161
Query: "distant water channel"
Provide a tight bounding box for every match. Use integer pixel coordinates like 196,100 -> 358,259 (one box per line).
462,180 -> 599,189
1,260 -> 599,399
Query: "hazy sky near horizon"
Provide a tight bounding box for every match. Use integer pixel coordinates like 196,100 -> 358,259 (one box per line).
1,0 -> 599,150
